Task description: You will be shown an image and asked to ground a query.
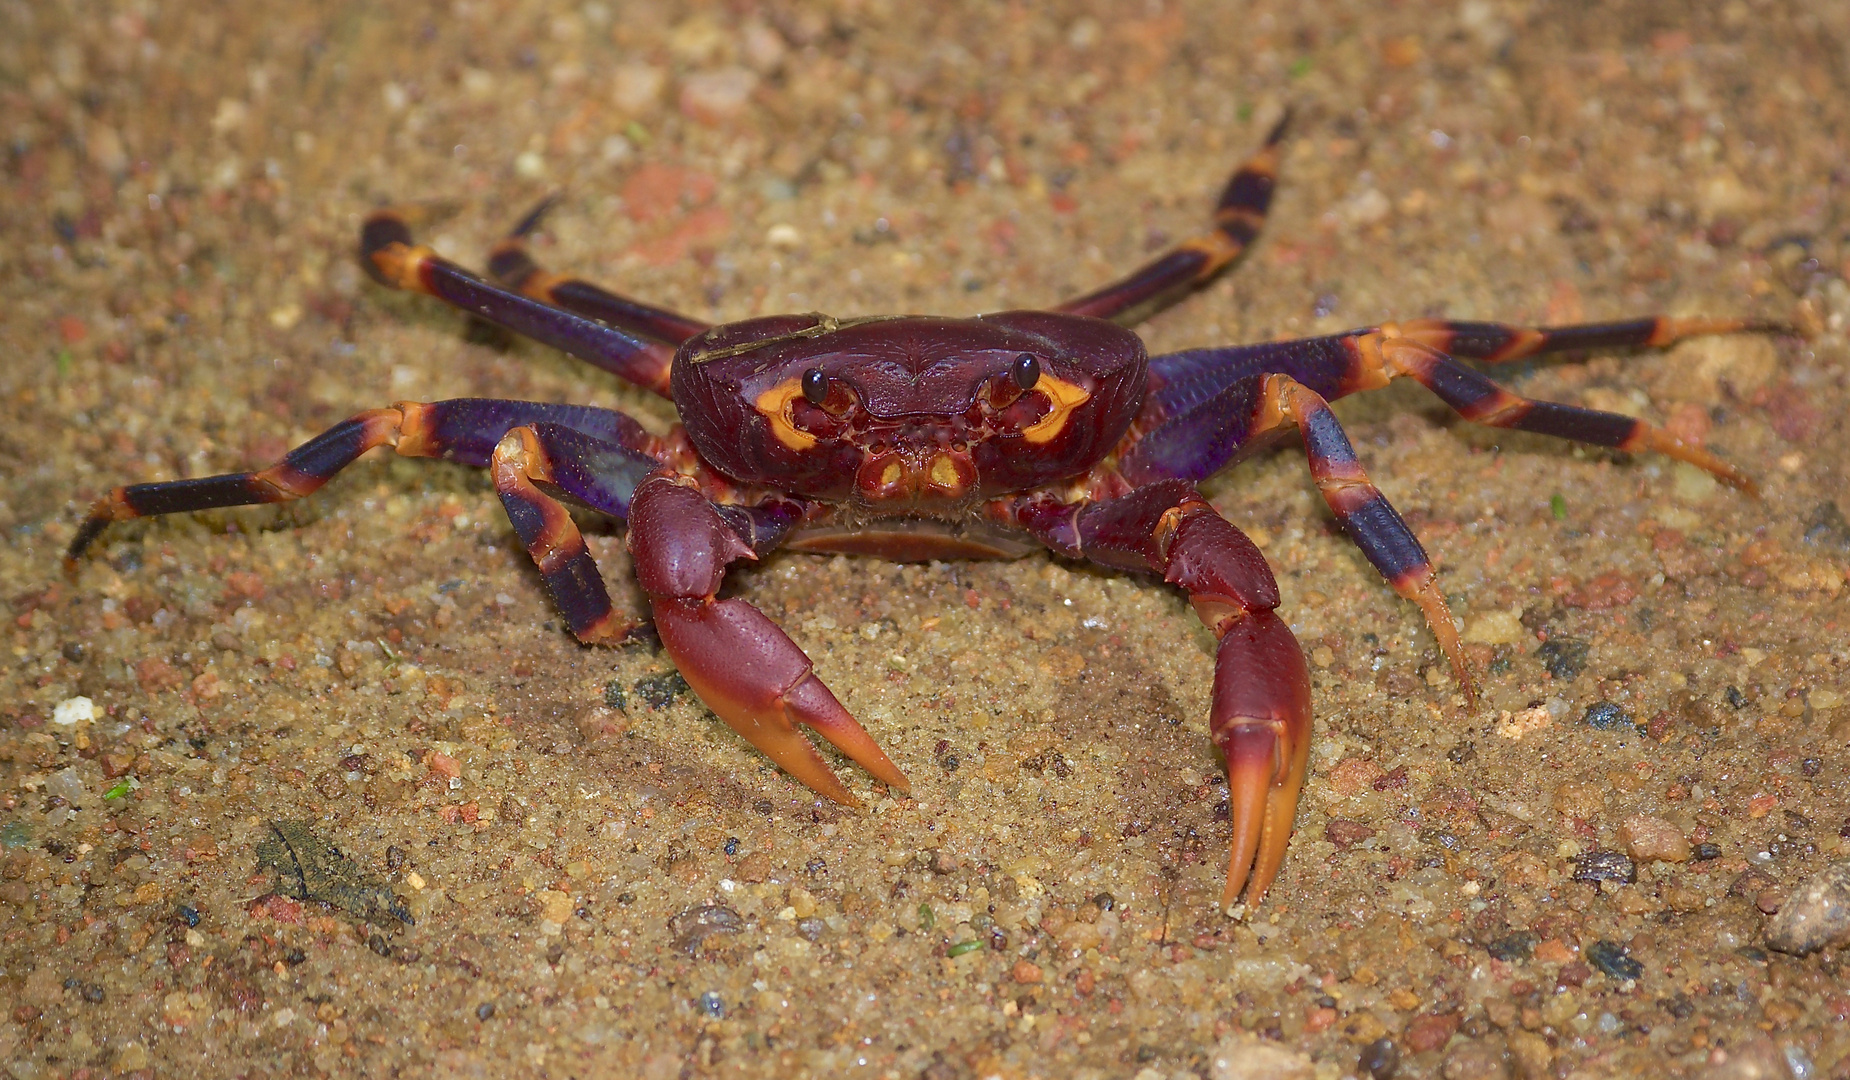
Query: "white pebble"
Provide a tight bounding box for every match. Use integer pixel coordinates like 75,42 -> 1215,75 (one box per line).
52,696 -> 95,726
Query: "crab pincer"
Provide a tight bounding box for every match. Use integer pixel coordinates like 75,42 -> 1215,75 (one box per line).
1031,478 -> 1313,911
627,473 -> 910,806
1167,503 -> 1313,912
1209,610 -> 1312,912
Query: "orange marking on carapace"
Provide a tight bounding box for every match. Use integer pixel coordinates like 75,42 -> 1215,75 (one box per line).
752,378 -> 819,451
1019,373 -> 1091,444
1177,232 -> 1240,274
92,488 -> 138,523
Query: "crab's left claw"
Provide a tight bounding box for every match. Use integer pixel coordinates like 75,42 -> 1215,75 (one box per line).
1211,610 -> 1312,912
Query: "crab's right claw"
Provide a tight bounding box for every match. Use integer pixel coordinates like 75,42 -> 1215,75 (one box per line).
628,474 -> 909,808
1212,610 -> 1312,912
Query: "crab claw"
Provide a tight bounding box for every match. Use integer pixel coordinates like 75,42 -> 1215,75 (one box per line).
628,473 -> 908,807
1210,610 -> 1312,911
651,596 -> 910,807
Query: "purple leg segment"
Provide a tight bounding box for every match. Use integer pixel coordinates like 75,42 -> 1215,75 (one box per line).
66,399 -> 659,564
490,422 -> 665,642
361,211 -> 678,396
1056,113 -> 1288,326
487,197 -> 711,347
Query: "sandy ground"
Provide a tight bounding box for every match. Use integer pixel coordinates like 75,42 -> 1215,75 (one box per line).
3,0 -> 1848,1077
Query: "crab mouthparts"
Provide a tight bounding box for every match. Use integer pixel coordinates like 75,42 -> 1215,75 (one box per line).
854,446 -> 978,503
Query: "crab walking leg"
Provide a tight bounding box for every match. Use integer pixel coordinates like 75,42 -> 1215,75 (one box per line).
1016,479 -> 1312,908
486,197 -> 711,346
626,474 -> 909,807
1254,374 -> 1475,696
490,424 -> 667,642
1124,311 -> 1784,490
1056,112 -> 1289,326
1353,331 -> 1758,492
66,399 -> 659,565
1390,315 -> 1790,365
360,210 -> 679,397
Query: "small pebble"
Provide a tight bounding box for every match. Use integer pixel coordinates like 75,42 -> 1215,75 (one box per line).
1441,1038 -> 1509,1080
1209,1032 -> 1313,1080
476,1002 -> 495,1020
1358,1036 -> 1399,1079
668,903 -> 743,955
698,991 -> 726,1018
1582,701 -> 1630,730
1485,931 -> 1537,961
1535,638 -> 1590,680
52,696 -> 95,726
679,68 -> 758,122
1585,940 -> 1643,981
1618,815 -> 1692,863
1403,1011 -> 1462,1053
634,672 -> 690,709
1764,862 -> 1850,955
1572,849 -> 1637,886
1701,1036 -> 1798,1080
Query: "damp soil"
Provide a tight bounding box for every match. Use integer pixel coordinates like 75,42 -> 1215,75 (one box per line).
3,1 -> 1849,1077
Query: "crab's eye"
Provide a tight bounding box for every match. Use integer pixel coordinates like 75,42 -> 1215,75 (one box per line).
801,367 -> 829,405
1011,353 -> 1041,391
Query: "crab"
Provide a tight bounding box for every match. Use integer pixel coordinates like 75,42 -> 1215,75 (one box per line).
67,117 -> 1781,911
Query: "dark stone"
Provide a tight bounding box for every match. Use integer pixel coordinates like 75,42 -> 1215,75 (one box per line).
1802,500 -> 1850,550
1573,850 -> 1637,885
1536,637 -> 1590,681
634,671 -> 690,710
1587,940 -> 1644,980
668,902 -> 744,955
1583,701 -> 1631,730
1359,1036 -> 1399,1079
476,1002 -> 495,1020
1486,931 -> 1538,961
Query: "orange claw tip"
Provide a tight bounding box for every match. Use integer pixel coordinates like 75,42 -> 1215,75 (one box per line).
783,673 -> 911,794
1217,715 -> 1311,915
726,709 -> 864,809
